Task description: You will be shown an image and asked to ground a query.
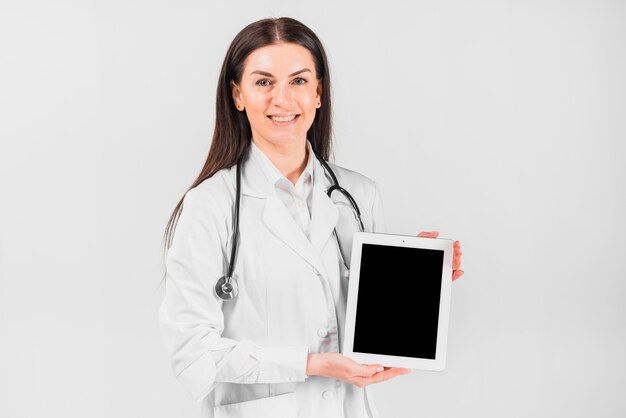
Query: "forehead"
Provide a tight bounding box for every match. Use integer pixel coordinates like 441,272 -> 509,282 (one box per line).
243,43 -> 317,77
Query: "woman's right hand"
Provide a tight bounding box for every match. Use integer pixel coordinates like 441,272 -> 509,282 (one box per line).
306,352 -> 411,388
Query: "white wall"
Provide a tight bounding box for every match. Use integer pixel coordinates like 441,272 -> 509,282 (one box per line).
1,1 -> 624,417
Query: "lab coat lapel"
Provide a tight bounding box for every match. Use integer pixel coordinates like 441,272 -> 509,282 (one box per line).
309,179 -> 339,255
261,197 -> 328,276
242,147 -> 338,277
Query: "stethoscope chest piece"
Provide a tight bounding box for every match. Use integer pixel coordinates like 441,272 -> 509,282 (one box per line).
215,276 -> 238,300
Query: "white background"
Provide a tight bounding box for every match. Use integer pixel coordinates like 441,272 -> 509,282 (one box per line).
1,1 -> 625,417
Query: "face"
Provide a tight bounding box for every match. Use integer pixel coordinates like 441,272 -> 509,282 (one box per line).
231,42 -> 322,149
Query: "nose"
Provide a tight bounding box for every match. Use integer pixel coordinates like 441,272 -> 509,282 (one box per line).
271,82 -> 293,108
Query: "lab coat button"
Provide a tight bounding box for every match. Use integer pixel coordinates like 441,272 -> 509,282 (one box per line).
322,390 -> 334,400
317,328 -> 329,338
342,269 -> 350,279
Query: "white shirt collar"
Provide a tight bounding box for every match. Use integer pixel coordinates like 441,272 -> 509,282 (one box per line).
249,139 -> 314,191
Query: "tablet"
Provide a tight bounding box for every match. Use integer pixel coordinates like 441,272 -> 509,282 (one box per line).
342,232 -> 454,371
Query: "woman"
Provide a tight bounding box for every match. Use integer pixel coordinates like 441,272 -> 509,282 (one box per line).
159,17 -> 464,418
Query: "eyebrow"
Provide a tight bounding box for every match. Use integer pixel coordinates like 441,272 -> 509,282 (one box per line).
249,68 -> 312,77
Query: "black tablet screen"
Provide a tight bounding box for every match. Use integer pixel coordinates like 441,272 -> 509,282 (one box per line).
352,243 -> 444,359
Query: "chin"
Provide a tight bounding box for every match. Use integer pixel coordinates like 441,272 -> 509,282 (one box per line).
264,133 -> 306,146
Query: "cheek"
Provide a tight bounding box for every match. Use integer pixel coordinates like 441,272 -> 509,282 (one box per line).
301,91 -> 318,110
245,90 -> 269,108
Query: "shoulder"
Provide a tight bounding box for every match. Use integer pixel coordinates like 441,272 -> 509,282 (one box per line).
179,166 -> 237,228
185,166 -> 235,202
323,161 -> 383,232
326,161 -> 379,200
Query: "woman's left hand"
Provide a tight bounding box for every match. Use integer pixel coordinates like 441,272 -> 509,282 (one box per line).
417,231 -> 464,282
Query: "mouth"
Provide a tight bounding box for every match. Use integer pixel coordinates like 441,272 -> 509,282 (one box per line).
267,114 -> 300,126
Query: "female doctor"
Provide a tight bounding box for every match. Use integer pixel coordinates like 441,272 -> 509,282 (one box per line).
159,17 -> 464,418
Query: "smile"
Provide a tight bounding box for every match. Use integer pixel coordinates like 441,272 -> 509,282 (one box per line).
267,114 -> 300,126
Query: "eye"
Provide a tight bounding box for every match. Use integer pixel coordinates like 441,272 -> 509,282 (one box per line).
293,78 -> 307,85
256,79 -> 271,87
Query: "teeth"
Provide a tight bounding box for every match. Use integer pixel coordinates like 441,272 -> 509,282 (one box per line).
270,115 -> 297,122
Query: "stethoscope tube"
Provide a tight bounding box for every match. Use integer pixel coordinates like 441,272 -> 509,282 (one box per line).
213,162 -> 242,301
228,161 -> 242,279
214,151 -> 363,301
315,154 -> 365,232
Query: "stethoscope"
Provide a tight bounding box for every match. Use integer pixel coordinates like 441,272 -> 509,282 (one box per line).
214,149 -> 364,301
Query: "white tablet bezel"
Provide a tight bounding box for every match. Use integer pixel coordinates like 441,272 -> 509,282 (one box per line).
342,232 -> 454,371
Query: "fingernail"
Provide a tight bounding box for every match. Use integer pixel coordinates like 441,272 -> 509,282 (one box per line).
376,366 -> 384,372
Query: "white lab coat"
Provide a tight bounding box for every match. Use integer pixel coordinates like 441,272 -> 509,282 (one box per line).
159,147 -> 386,418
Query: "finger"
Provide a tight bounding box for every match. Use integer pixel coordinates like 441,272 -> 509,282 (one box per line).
452,270 -> 464,281
358,368 -> 411,385
417,231 -> 438,238
453,242 -> 462,270
376,367 -> 410,375
354,363 -> 384,377
384,366 -> 410,373
353,370 -> 402,387
453,256 -> 461,270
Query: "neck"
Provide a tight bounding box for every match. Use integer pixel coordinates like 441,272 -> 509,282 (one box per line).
252,137 -> 309,186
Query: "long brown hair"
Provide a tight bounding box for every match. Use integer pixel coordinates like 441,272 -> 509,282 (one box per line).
162,17 -> 333,251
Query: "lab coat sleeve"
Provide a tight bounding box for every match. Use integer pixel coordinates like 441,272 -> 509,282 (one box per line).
158,186 -> 309,403
371,181 -> 386,233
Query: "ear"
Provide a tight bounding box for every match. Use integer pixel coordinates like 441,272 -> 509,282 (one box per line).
315,78 -> 323,108
231,80 -> 244,111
